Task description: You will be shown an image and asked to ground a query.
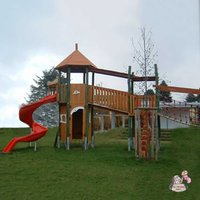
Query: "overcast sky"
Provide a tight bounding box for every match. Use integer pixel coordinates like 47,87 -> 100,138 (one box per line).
0,0 -> 199,127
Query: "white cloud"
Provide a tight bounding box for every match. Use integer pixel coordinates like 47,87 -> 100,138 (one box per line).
169,53 -> 200,89
0,104 -> 24,127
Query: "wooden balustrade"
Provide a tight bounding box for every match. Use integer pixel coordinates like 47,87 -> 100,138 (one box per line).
91,86 -> 129,113
91,86 -> 156,114
56,84 -> 156,113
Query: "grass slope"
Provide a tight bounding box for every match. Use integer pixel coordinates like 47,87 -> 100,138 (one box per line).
0,127 -> 199,200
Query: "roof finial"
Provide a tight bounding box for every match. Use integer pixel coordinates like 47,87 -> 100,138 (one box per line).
75,43 -> 78,51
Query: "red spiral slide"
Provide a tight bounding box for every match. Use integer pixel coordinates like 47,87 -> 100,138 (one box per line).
2,94 -> 57,153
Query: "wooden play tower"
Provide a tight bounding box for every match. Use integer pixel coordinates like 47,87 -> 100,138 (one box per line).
48,44 -> 160,160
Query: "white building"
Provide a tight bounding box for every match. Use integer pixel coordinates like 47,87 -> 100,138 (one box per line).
159,102 -> 200,129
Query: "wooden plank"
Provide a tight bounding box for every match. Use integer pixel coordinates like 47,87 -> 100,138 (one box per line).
155,85 -> 200,94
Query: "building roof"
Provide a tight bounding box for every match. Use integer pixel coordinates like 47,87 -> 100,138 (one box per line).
56,44 -> 97,72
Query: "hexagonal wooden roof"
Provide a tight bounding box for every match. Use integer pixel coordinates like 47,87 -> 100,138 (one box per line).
56,44 -> 97,72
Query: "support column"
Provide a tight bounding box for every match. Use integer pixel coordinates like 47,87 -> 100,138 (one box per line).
137,110 -> 142,159
100,115 -> 104,132
122,115 -> 125,128
111,111 -> 116,129
91,72 -> 95,148
151,110 -> 155,159
131,72 -> 135,149
155,64 -> 159,160
132,116 -> 135,150
84,68 -> 89,150
56,71 -> 61,148
127,66 -> 132,151
134,109 -> 141,159
66,68 -> 71,150
83,72 -> 86,84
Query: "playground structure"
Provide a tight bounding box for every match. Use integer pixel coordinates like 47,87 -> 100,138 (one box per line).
3,43 -> 200,160
3,44 -> 200,160
10,43 -> 200,160
48,44 -> 160,160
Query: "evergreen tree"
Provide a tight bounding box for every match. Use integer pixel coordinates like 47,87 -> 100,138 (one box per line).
186,93 -> 197,102
159,80 -> 172,102
145,89 -> 155,95
196,89 -> 200,102
197,94 -> 200,102
27,67 -> 64,127
27,67 -> 59,103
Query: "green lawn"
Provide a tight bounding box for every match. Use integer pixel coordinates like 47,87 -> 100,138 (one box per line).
0,127 -> 199,200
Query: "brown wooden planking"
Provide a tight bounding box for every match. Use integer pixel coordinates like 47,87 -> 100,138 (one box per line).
155,85 -> 200,94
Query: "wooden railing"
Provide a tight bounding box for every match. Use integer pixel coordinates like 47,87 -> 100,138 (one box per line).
55,84 -> 156,113
133,95 -> 156,108
90,86 -> 129,113
90,86 -> 156,114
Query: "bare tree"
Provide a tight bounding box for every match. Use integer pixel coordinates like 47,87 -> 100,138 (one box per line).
132,27 -> 158,94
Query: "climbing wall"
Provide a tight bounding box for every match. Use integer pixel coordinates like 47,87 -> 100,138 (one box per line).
135,109 -> 158,159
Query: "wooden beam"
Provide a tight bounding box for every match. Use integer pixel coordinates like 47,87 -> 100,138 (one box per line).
91,68 -> 156,81
155,85 -> 200,94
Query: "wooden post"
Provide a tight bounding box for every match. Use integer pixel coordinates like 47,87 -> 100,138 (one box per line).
132,116 -> 135,150
135,109 -> 142,159
91,72 -> 95,148
83,72 -> 86,84
34,142 -> 37,151
122,115 -> 125,128
155,64 -> 159,160
84,68 -> 89,150
146,110 -> 150,159
111,111 -> 116,129
66,68 -> 71,150
54,129 -> 61,148
155,110 -> 159,160
100,115 -> 104,132
134,109 -> 138,158
131,72 -> 134,149
138,109 -> 142,159
127,66 -> 132,151
151,110 -> 155,159
56,71 -> 61,148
